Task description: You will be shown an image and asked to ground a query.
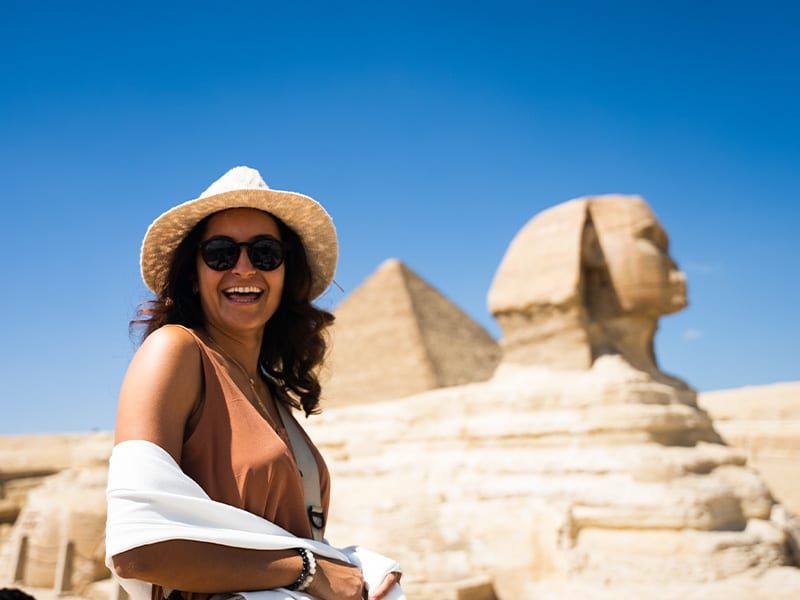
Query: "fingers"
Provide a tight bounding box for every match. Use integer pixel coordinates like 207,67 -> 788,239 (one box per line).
368,571 -> 401,600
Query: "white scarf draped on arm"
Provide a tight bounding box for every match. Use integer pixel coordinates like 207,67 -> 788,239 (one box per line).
105,440 -> 404,600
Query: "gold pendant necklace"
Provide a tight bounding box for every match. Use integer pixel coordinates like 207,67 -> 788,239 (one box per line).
204,335 -> 286,438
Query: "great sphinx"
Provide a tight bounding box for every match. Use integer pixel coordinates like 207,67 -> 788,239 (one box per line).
305,194 -> 800,598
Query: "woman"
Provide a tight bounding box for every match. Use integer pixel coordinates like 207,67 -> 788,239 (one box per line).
108,166 -> 402,600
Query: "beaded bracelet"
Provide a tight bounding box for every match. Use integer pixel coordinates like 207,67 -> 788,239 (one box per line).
286,548 -> 316,591
297,549 -> 317,591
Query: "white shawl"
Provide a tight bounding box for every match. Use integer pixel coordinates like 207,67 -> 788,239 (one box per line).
105,440 -> 404,600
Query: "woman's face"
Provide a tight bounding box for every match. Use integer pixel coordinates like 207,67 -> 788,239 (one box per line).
195,208 -> 285,337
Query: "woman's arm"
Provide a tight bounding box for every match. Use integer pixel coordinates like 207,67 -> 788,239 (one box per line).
112,541 -> 300,592
111,325 -> 364,599
113,540 -> 364,598
114,324 -> 202,462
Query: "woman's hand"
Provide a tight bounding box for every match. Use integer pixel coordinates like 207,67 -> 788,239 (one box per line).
306,555 -> 366,600
368,571 -> 402,600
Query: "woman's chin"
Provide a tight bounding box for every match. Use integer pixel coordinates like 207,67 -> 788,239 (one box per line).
209,310 -> 274,334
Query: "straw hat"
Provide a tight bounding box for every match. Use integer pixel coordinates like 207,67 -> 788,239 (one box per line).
140,166 -> 338,301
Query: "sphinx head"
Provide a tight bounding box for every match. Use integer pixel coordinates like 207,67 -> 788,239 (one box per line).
488,194 -> 687,375
589,196 -> 686,317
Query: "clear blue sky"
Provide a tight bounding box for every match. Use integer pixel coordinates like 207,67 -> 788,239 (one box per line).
1,1 -> 798,433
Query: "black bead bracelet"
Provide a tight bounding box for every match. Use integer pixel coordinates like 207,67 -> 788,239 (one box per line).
286,547 -> 311,591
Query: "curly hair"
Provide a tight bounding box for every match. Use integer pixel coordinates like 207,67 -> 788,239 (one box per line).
130,210 -> 335,416
0,589 -> 36,600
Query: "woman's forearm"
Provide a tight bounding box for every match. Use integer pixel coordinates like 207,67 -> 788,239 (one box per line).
112,540 -> 303,593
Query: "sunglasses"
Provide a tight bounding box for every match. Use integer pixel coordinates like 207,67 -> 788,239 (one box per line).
199,235 -> 286,272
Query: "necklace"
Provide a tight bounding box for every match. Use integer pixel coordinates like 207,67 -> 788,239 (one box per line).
204,335 -> 287,438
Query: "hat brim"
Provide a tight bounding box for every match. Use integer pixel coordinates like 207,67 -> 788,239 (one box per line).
140,188 -> 338,301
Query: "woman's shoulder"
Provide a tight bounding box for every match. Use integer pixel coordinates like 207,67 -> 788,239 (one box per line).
148,322 -> 200,342
132,324 -> 204,380
143,324 -> 201,353
116,325 -> 204,454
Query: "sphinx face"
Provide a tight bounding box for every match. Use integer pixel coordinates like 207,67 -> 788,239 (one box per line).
589,197 -> 687,317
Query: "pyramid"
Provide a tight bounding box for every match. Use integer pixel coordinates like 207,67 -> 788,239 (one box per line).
320,258 -> 500,407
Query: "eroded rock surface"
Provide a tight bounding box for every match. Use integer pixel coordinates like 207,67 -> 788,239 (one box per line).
0,433 -> 112,530
0,466 -> 109,593
699,382 -> 800,514
308,358 -> 799,597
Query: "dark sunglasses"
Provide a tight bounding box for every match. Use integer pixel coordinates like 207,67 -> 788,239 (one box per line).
199,235 -> 286,272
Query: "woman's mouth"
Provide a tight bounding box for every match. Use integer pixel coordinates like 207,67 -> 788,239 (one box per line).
222,286 -> 265,304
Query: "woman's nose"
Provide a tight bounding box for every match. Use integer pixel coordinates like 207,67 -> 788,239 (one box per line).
232,247 -> 257,274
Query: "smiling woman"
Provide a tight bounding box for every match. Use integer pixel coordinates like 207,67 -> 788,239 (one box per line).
131,202 -> 330,417
110,166 -> 403,600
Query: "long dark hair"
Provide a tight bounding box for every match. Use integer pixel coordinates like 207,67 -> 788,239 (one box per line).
130,210 -> 335,416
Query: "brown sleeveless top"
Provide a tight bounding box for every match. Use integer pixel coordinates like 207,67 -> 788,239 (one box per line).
153,325 -> 331,600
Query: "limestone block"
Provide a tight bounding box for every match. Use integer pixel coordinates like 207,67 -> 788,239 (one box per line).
699,382 -> 800,514
0,466 -> 109,593
700,382 -> 800,420
0,433 -> 112,476
573,526 -> 788,582
0,433 -> 112,525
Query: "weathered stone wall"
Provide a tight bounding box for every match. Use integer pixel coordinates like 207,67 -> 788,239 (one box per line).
699,382 -> 800,515
0,433 -> 112,536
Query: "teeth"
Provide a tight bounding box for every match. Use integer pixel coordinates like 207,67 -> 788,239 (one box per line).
224,286 -> 263,294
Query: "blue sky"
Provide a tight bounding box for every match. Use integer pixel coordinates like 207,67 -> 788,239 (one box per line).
1,1 -> 798,433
